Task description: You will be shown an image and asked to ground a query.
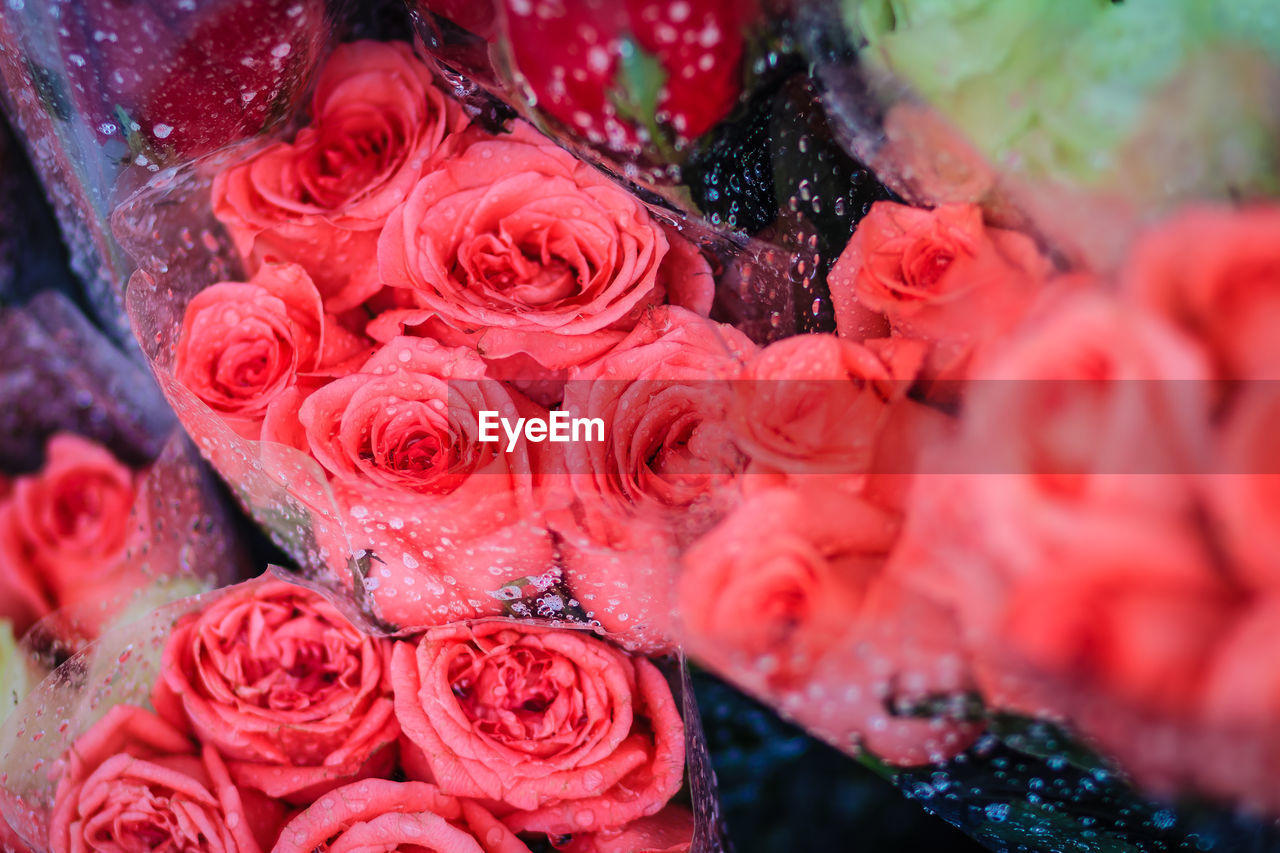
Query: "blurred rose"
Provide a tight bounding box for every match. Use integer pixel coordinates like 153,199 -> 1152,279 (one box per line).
376,121 -> 714,377
60,0 -> 325,159
958,292 -> 1212,527
49,705 -> 285,853
728,333 -> 929,480
1201,597 -> 1280,732
828,201 -> 1049,380
993,517 -> 1234,719
174,262 -> 366,439
270,336 -> 556,627
271,779 -> 529,853
1126,204 -> 1280,380
214,40 -> 467,311
153,580 -> 399,803
391,622 -> 685,835
1207,386 -> 1280,588
0,435 -> 142,636
678,485 -> 979,764
676,486 -> 897,693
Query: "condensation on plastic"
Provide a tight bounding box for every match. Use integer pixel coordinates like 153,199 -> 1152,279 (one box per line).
0,291 -> 249,650
111,120 -> 808,637
0,0 -> 342,345
0,575 -> 726,853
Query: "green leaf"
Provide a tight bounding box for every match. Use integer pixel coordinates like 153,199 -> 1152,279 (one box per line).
613,36 -> 668,127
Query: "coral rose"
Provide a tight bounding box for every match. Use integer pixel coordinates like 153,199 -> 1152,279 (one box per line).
391,622 -> 685,836
1126,204 -> 1280,380
269,337 -> 557,627
1207,386 -> 1280,588
728,333 -> 928,479
561,306 -> 756,531
956,293 -> 1213,530
993,517 -> 1235,719
174,262 -> 366,439
270,779 -> 529,853
552,305 -> 757,639
676,486 -> 897,693
828,201 -> 1049,379
376,121 -> 714,376
48,705 -> 285,853
153,579 -> 399,803
213,40 -> 466,311
677,485 -> 978,764
0,434 -> 140,636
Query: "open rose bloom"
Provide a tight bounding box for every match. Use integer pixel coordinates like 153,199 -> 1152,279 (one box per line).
0,577 -> 721,853
10,0 -> 1280,849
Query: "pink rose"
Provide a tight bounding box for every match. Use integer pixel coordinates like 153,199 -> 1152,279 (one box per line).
213,40 -> 467,311
549,307 -> 756,650
728,333 -> 930,481
1206,386 -> 1280,588
993,517 -> 1234,719
376,121 -> 714,376
174,262 -> 366,439
153,580 -> 399,803
827,201 -> 1049,380
677,485 -> 978,764
49,705 -> 284,853
270,779 -> 529,853
547,511 -> 681,654
562,306 -> 756,530
957,293 -> 1212,529
1126,204 -> 1280,380
677,486 -> 898,693
269,337 -> 556,627
391,622 -> 685,836
0,435 -> 140,636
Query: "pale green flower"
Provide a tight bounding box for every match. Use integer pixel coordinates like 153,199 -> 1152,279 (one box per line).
844,0 -> 1280,193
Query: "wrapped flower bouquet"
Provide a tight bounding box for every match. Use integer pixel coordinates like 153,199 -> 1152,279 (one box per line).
2,1 -> 1280,851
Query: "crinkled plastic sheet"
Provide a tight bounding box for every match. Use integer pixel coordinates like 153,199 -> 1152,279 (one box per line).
0,291 -> 249,645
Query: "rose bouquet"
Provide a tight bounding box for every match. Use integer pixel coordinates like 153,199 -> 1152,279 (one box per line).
6,0 -> 1280,850
111,30 -> 983,775
0,576 -> 719,853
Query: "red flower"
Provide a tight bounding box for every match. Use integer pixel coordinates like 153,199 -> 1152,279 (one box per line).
502,0 -> 756,150
59,0 -> 325,159
0,435 -> 142,636
271,779 -> 531,853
